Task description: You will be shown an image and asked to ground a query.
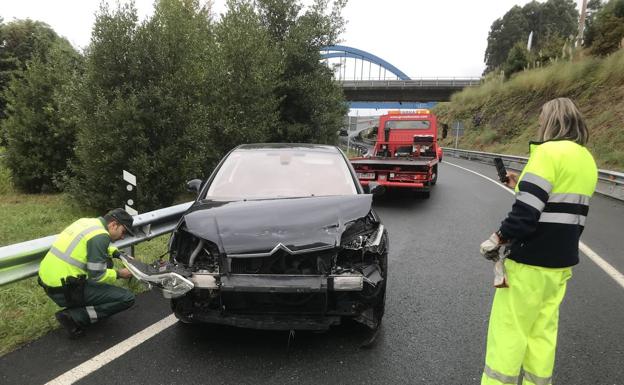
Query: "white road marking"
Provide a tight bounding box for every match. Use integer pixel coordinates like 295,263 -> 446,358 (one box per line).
445,161 -> 624,289
45,314 -> 178,385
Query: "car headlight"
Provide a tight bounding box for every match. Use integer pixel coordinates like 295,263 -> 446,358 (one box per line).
341,224 -> 384,251
156,274 -> 194,299
120,255 -> 194,298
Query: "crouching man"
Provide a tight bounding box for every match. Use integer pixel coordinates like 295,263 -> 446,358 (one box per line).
38,208 -> 136,338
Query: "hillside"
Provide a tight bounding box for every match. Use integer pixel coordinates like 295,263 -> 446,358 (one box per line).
434,49 -> 624,172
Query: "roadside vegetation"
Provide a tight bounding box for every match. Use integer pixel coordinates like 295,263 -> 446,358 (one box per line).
435,49 -> 624,171
0,148 -> 171,356
435,0 -> 624,172
0,0 -> 348,356
0,0 -> 348,212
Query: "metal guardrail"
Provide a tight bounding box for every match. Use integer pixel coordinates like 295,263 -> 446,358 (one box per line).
340,78 -> 482,88
0,201 -> 192,286
443,147 -> 624,201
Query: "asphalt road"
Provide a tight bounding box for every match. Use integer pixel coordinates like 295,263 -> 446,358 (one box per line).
1,157 -> 622,385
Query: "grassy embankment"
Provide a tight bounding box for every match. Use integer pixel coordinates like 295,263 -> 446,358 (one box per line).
434,49 -> 624,172
0,151 -> 171,356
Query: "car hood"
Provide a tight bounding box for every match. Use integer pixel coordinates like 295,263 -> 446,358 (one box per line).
181,195 -> 373,255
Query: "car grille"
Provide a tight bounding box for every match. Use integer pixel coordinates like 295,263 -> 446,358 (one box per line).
229,248 -> 336,275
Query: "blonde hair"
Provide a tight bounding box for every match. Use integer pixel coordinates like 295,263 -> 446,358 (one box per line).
537,98 -> 589,145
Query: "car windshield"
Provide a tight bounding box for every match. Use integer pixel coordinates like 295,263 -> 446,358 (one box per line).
385,120 -> 430,129
205,149 -> 358,199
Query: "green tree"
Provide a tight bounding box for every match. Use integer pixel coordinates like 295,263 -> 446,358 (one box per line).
590,0 -> 624,55
210,0 -> 282,156
583,0 -> 605,47
0,19 -> 63,143
257,0 -> 348,143
539,0 -> 578,42
485,6 -> 530,73
69,0 -> 215,211
503,41 -> 529,79
484,0 -> 578,73
2,39 -> 83,192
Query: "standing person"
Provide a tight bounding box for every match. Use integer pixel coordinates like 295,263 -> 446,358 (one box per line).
38,208 -> 137,338
479,98 -> 598,385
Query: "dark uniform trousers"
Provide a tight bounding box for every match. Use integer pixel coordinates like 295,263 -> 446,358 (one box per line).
46,281 -> 135,327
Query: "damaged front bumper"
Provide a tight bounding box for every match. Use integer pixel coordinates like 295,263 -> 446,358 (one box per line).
191,272 -> 373,292
121,255 -> 382,296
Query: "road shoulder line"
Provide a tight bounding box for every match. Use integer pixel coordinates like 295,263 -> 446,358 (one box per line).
45,314 -> 178,385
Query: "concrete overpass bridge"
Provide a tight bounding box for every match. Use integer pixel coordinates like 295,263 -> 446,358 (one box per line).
321,45 -> 481,107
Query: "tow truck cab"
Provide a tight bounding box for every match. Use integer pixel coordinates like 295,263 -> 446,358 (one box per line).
374,110 -> 441,159
350,110 -> 444,197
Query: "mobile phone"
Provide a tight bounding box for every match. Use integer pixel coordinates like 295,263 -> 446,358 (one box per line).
493,157 -> 509,183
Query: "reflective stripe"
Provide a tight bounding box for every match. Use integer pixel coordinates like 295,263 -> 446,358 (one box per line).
49,225 -> 104,271
86,306 -> 98,323
87,262 -> 107,271
64,225 -> 104,257
89,270 -> 105,282
548,193 -> 590,205
483,365 -> 518,384
539,212 -> 586,225
516,191 -> 546,211
49,247 -> 87,270
523,370 -> 552,385
521,172 -> 553,193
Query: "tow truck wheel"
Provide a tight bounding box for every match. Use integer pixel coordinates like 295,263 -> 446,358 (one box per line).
430,164 -> 438,186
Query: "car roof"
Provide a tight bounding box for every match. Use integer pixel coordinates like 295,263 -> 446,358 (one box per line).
234,143 -> 341,153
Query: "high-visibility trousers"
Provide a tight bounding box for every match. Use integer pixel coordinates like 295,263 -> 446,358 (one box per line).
481,258 -> 572,385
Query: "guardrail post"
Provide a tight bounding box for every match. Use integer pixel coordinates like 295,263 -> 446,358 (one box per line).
123,170 -> 138,257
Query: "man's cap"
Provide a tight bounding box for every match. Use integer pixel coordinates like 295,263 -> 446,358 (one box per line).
106,208 -> 135,236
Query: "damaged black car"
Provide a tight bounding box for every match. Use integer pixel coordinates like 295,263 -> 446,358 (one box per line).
123,144 -> 388,331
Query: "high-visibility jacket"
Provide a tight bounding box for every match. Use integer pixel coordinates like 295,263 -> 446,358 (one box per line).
499,139 -> 598,267
39,218 -> 118,287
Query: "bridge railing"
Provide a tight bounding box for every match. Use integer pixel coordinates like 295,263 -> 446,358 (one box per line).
339,78 -> 482,87
443,147 -> 624,201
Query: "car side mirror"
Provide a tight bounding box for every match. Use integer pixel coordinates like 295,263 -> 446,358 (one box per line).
366,182 -> 386,197
186,179 -> 203,194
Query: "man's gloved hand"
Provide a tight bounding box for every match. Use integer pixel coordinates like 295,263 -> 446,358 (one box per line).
480,233 -> 501,261
112,250 -> 130,259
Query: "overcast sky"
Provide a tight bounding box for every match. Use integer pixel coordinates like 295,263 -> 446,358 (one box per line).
2,0 -> 584,77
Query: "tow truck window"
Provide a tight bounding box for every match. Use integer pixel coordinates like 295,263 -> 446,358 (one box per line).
385,120 -> 430,129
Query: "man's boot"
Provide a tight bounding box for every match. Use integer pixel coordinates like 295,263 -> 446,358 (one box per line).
55,309 -> 84,339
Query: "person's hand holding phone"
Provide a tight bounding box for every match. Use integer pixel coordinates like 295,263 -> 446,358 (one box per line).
505,171 -> 518,189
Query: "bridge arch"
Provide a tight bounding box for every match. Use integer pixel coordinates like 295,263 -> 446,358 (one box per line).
321,45 -> 411,81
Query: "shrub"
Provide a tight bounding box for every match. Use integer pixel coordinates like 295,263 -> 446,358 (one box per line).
1,40 -> 82,193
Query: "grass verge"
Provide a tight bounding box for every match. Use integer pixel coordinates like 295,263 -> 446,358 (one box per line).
0,154 -> 172,356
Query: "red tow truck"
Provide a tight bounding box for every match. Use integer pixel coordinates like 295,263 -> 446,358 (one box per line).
350,109 -> 445,198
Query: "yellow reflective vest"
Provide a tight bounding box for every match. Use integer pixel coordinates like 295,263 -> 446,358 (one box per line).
499,139 -> 598,267
39,218 -> 118,287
